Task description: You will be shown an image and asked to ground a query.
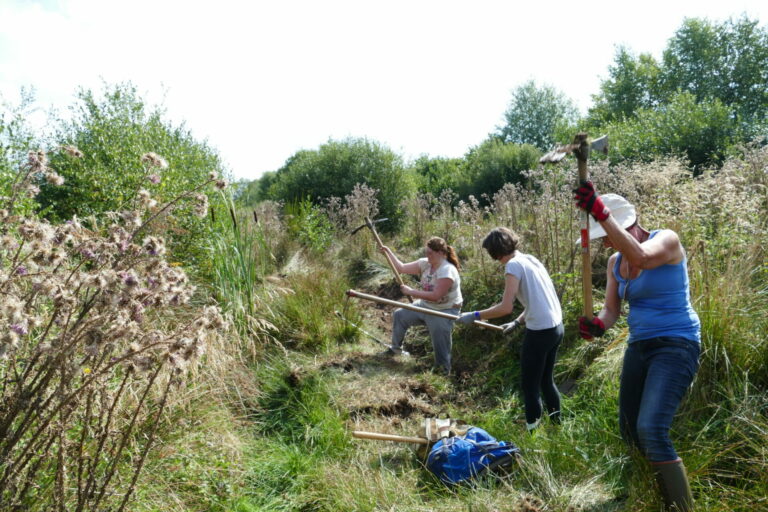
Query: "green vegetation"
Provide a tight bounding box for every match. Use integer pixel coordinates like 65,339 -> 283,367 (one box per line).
1,13 -> 767,512
257,138 -> 415,231
132,146 -> 768,511
495,79 -> 580,151
37,82 -> 228,264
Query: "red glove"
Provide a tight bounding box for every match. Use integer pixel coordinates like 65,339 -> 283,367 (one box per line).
574,181 -> 610,222
578,316 -> 606,340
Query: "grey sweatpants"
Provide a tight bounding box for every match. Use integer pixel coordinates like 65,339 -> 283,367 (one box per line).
390,307 -> 459,372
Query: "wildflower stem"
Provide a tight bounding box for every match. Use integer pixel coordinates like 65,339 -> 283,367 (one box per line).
116,372 -> 176,512
91,363 -> 163,510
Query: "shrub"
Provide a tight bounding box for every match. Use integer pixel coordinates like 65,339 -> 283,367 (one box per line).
265,138 -> 415,231
35,82 -> 227,264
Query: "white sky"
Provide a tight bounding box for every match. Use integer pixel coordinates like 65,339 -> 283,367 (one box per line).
1,0 -> 766,181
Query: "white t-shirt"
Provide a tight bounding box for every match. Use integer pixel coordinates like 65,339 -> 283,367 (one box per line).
505,252 -> 562,330
415,258 -> 462,310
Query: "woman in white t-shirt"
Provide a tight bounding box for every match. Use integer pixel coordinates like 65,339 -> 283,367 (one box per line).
458,227 -> 564,431
379,237 -> 462,374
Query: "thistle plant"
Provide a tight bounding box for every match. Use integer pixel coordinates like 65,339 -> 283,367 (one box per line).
322,183 -> 380,234
0,150 -> 225,511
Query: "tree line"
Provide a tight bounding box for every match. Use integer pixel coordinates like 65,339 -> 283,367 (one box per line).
2,16 -> 766,236
241,15 -> 767,220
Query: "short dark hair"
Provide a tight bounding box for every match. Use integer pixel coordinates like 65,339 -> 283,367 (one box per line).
482,227 -> 519,260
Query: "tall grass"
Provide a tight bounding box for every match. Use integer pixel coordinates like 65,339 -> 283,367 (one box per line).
208,192 -> 279,353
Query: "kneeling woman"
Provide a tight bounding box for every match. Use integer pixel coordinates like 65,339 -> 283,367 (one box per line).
379,237 -> 462,374
458,227 -> 564,431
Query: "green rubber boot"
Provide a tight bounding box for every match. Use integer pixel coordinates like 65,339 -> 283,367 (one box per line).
653,459 -> 694,511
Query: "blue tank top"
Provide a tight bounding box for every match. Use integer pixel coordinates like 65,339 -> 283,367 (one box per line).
614,230 -> 700,344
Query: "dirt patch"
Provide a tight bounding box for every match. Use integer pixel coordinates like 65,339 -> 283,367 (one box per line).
400,380 -> 436,400
350,397 -> 434,420
318,352 -> 372,373
376,281 -> 403,300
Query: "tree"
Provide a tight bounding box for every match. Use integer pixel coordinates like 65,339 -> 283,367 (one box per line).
497,80 -> 579,151
36,82 -> 227,262
661,16 -> 768,136
461,138 -> 540,200
0,89 -> 38,214
410,155 -> 466,197
589,47 -> 662,124
266,138 -> 415,229
592,16 -> 768,139
234,171 -> 278,208
606,91 -> 737,171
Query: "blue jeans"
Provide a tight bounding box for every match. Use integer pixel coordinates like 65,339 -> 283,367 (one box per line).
619,336 -> 700,462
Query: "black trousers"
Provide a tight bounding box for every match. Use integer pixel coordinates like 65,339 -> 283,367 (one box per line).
520,323 -> 564,425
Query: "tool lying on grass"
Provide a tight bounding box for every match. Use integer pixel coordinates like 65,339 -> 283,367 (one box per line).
540,133 -> 608,320
346,289 -> 504,332
352,431 -> 428,444
333,310 -> 410,356
352,418 -> 468,445
350,216 -> 413,303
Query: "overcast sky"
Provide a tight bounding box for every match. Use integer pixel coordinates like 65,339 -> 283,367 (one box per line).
1,0 -> 766,181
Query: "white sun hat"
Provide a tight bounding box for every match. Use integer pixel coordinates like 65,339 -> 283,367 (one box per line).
578,193 -> 637,241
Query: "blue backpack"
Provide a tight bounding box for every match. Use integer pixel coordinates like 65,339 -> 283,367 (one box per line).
425,427 -> 520,484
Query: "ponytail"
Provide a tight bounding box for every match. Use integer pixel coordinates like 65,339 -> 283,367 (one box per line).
426,236 -> 461,271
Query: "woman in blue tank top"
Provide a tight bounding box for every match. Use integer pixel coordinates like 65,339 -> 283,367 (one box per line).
575,182 -> 700,512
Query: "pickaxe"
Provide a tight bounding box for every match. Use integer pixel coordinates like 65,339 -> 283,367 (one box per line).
540,133 -> 608,320
350,216 -> 413,303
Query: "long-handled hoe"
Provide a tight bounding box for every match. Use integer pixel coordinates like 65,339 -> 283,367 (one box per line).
540,133 -> 608,320
346,289 -> 504,332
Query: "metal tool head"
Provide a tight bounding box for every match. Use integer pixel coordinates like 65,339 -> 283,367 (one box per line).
590,135 -> 609,155
350,217 -> 389,235
539,134 -> 609,164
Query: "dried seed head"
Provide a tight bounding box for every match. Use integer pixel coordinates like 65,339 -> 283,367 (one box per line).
137,189 -> 157,209
120,211 -> 142,228
141,152 -> 168,169
142,236 -> 166,257
27,150 -> 48,171
60,145 -> 84,158
193,194 -> 209,218
45,172 -> 65,186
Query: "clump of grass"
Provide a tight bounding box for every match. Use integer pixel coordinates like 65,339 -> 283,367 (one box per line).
207,191 -> 279,355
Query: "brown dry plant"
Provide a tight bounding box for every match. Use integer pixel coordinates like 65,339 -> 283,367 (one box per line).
0,151 -> 226,511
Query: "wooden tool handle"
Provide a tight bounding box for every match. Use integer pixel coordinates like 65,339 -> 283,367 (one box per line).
366,217 -> 412,302
346,289 -> 504,332
575,135 -> 594,320
352,431 -> 428,444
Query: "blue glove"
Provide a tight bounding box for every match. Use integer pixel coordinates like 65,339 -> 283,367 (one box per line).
501,320 -> 521,334
457,312 -> 477,324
